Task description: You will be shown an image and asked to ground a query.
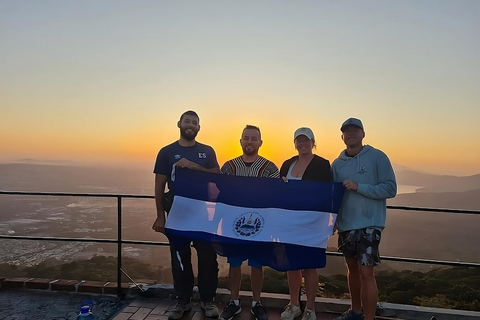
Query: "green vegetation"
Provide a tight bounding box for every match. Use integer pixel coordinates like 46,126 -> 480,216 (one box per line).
1,258 -> 478,311
376,268 -> 480,310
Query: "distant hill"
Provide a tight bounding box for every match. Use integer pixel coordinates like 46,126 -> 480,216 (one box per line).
1,162 -> 479,209
13,158 -> 74,165
394,169 -> 479,193
388,189 -> 480,210
0,163 -> 153,195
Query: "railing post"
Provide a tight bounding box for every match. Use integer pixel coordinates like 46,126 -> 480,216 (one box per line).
117,196 -> 122,298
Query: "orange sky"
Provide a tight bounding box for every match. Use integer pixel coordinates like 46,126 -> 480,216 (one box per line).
1,1 -> 479,176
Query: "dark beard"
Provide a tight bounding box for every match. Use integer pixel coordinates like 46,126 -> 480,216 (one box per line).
242,146 -> 258,156
180,128 -> 198,141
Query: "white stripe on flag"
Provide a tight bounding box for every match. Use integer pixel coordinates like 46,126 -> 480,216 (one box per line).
165,196 -> 336,249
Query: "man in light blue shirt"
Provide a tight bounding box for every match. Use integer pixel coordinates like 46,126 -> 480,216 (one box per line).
331,118 -> 397,320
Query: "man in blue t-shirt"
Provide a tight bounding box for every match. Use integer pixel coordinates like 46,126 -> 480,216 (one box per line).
153,110 -> 220,320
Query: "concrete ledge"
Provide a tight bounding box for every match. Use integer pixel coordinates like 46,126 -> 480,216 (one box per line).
376,301 -> 480,320
217,289 -> 480,320
50,279 -> 79,292
78,280 -> 109,294
104,281 -> 131,295
0,277 -> 135,295
1,277 -> 31,289
26,278 -> 51,290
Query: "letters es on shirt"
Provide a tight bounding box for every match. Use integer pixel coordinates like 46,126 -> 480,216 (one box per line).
174,153 -> 207,160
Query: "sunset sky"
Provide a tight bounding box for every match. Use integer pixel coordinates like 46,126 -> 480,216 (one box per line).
1,1 -> 479,176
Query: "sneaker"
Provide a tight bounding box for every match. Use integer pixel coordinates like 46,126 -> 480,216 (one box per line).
301,308 -> 317,320
251,301 -> 268,320
166,302 -> 192,320
201,301 -> 220,318
333,310 -> 363,320
281,304 -> 302,320
220,300 -> 242,320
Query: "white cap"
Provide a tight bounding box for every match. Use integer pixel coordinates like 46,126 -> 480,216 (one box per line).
294,127 -> 314,140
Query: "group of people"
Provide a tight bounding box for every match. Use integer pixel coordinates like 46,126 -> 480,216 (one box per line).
153,110 -> 397,320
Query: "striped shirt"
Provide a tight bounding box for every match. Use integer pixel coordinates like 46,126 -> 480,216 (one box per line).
221,156 -> 280,178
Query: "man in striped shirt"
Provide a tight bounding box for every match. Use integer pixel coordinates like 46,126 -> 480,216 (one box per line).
219,125 -> 279,320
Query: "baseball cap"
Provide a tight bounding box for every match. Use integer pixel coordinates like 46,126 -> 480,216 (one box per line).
294,127 -> 315,140
341,118 -> 364,132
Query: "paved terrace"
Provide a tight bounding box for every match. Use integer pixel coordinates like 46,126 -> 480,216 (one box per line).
1,278 -> 478,320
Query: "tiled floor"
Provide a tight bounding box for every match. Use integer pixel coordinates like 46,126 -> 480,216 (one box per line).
111,297 -> 340,320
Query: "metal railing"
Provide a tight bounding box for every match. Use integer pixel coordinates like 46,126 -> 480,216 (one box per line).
0,190 -> 479,297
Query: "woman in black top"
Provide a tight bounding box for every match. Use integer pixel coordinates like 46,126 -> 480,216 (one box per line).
279,127 -> 331,320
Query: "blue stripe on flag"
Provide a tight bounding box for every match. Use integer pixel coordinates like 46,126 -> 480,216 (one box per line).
165,168 -> 345,271
172,168 -> 344,212
168,230 -> 328,271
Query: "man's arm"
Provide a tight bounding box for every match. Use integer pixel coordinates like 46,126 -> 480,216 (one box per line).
220,161 -> 231,175
175,158 -> 220,173
346,152 -> 397,200
153,173 -> 168,234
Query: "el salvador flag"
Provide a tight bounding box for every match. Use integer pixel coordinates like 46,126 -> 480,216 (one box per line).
165,168 -> 345,271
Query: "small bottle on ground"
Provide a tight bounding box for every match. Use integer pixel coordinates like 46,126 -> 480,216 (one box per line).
76,300 -> 96,319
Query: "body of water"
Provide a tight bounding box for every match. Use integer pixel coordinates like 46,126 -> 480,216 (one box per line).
397,184 -> 423,194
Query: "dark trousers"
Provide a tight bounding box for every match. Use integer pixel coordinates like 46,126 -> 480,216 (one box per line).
170,239 -> 218,305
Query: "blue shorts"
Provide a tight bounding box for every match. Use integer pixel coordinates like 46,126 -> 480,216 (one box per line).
227,257 -> 262,269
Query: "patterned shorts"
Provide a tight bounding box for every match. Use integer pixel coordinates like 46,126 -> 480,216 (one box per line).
338,228 -> 382,266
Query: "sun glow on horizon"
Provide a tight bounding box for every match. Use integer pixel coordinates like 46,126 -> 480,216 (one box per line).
1,1 -> 479,176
